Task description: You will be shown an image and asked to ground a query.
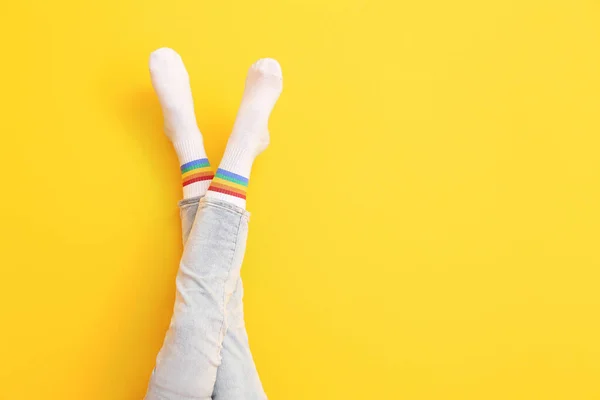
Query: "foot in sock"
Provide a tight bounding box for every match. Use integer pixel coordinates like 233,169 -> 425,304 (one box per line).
149,47 -> 213,199
207,58 -> 283,209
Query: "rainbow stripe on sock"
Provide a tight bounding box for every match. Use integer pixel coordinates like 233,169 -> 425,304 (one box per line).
208,168 -> 248,199
181,158 -> 214,187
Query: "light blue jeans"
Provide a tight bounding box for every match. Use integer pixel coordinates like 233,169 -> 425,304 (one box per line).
145,197 -> 267,400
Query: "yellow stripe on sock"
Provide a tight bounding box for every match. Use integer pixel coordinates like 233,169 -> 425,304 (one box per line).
182,166 -> 212,180
211,176 -> 248,192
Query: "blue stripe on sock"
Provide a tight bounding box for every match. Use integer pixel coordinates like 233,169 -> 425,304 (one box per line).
215,168 -> 249,186
181,158 -> 210,172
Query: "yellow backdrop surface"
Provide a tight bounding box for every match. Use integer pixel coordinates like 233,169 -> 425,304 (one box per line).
1,0 -> 599,399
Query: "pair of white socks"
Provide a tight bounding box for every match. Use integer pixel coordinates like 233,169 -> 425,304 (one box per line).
149,48 -> 283,209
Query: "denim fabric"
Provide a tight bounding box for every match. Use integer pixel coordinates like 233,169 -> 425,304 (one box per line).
145,197 -> 266,400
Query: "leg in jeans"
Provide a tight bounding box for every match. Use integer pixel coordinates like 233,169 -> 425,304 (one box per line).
205,56 -> 282,400
176,55 -> 282,399
145,48 -> 232,399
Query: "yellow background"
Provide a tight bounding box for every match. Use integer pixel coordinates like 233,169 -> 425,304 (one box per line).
1,0 -> 599,398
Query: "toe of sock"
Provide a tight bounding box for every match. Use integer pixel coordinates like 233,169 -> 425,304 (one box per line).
149,47 -> 184,72
252,58 -> 283,79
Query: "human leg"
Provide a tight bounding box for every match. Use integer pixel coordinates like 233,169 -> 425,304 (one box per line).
146,48 -> 222,399
176,57 -> 283,399
209,58 -> 283,400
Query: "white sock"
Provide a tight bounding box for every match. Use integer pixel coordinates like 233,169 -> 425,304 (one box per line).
149,48 -> 213,199
207,58 -> 283,209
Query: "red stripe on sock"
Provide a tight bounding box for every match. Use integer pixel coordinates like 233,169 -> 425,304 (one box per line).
208,185 -> 247,199
209,181 -> 247,196
183,174 -> 214,187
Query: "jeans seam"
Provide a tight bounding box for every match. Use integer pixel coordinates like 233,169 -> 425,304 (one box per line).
217,210 -> 244,358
